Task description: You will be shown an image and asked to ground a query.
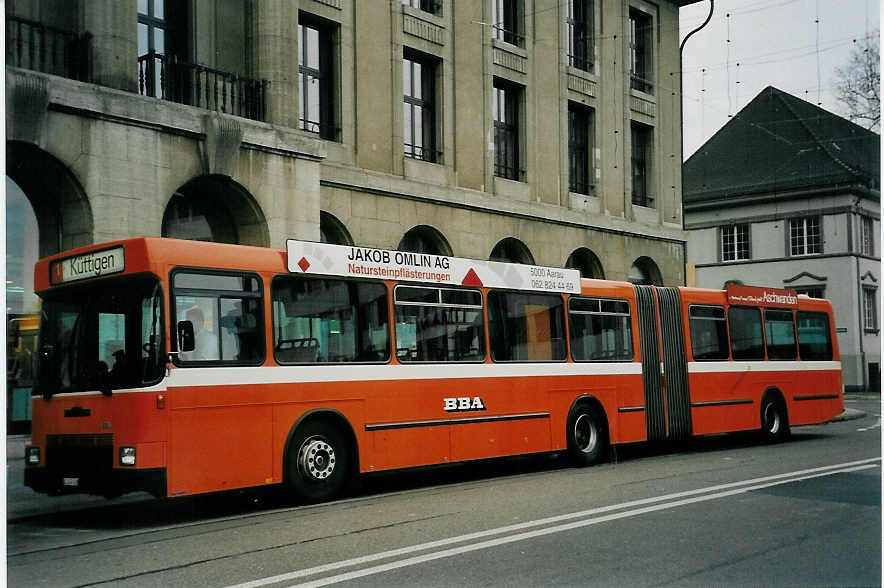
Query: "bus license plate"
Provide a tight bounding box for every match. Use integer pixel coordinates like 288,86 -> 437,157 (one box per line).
63,477 -> 79,487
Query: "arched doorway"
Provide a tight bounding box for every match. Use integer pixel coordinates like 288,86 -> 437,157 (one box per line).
489,237 -> 534,264
397,225 -> 452,256
565,247 -> 605,279
628,256 -> 663,286
320,211 -> 354,246
6,142 -> 90,433
7,141 -> 93,257
162,175 -> 269,246
6,178 -> 40,316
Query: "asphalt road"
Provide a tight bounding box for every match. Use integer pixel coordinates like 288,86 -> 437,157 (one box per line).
7,396 -> 881,587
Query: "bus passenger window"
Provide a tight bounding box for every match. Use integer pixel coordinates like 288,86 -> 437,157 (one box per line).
172,271 -> 265,365
796,311 -> 833,361
488,291 -> 566,362
272,276 -> 390,363
728,306 -> 764,360
568,297 -> 633,361
219,298 -> 263,362
689,306 -> 729,361
394,286 -> 484,362
764,309 -> 797,360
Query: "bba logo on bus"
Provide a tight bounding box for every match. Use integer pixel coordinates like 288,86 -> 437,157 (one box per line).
443,397 -> 486,412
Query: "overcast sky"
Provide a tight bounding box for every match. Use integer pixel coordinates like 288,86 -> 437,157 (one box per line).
679,0 -> 879,159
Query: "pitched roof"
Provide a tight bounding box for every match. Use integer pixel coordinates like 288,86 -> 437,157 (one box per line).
683,86 -> 880,203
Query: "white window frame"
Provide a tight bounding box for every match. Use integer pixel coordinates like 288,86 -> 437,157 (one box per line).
863,287 -> 878,332
790,216 -> 821,256
720,223 -> 750,262
861,215 -> 875,256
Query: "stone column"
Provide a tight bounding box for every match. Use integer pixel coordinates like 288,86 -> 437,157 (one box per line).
252,0 -> 300,129
82,0 -> 138,92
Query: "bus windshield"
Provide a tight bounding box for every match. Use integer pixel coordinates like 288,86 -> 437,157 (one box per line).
35,276 -> 165,397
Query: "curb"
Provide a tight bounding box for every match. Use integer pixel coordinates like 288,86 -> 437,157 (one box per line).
828,408 -> 866,423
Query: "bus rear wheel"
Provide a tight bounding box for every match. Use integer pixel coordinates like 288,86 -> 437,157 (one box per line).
567,404 -> 607,466
760,396 -> 790,443
287,421 -> 351,503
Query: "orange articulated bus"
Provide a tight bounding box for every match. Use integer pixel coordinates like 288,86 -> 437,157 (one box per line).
25,238 -> 843,501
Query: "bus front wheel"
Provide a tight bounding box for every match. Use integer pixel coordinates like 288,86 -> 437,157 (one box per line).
287,421 -> 351,503
566,404 -> 607,466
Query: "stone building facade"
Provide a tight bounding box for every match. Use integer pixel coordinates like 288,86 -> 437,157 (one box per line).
6,0 -> 695,289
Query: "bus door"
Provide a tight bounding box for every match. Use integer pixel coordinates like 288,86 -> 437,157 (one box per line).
634,286 -> 691,441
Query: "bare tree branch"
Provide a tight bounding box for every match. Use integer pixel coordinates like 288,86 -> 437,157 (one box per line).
834,30 -> 880,132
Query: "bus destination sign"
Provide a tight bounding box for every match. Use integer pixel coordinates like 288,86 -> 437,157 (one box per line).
50,246 -> 125,285
726,284 -> 798,308
286,240 -> 581,294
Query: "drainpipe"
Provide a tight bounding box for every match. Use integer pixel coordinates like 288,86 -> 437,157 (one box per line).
679,1 -> 714,285
854,197 -> 867,391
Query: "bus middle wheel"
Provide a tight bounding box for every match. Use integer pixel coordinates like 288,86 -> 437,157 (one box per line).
567,403 -> 608,466
760,396 -> 790,443
287,421 -> 350,503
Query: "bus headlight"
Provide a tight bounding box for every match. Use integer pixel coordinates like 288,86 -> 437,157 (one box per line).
119,446 -> 136,466
26,447 -> 40,465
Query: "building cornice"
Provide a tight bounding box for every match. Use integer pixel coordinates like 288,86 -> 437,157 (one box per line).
684,181 -> 878,212
693,252 -> 880,269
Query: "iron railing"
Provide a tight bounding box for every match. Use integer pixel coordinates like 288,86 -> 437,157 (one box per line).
6,15 -> 92,81
138,51 -> 269,122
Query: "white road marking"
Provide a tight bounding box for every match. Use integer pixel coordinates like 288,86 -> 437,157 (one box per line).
857,418 -> 882,432
226,458 -> 881,588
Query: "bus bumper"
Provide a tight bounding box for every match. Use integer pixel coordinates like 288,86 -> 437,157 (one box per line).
24,466 -> 167,499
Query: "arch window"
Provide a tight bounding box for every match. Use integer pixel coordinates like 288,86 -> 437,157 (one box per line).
565,247 -> 604,279
489,237 -> 534,265
628,256 -> 662,286
162,176 -> 269,247
163,193 -> 238,244
320,212 -> 353,246
398,225 -> 452,257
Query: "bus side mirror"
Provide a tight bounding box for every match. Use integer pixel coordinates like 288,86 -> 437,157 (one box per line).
177,321 -> 195,352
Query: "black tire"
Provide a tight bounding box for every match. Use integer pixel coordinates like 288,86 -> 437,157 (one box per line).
566,404 -> 607,466
760,396 -> 790,443
286,420 -> 351,503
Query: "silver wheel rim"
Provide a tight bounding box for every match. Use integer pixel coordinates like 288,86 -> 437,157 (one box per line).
297,436 -> 336,482
764,404 -> 780,435
574,413 -> 598,454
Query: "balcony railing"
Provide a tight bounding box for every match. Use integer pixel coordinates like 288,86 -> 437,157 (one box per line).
138,51 -> 269,122
6,16 -> 92,82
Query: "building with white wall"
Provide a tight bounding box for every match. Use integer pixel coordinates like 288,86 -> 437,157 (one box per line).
684,87 -> 880,392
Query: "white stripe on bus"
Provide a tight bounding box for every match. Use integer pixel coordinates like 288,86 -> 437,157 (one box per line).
38,360 -> 840,396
